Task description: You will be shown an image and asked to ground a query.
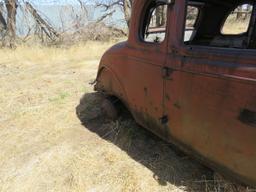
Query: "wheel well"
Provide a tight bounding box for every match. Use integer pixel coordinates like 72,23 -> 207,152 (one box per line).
106,95 -> 131,117
96,67 -> 131,116
96,67 -> 127,101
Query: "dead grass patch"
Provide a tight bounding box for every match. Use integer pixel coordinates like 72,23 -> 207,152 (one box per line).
0,42 -> 254,192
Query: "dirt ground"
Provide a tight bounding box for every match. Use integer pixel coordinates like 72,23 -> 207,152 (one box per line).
0,42 -> 253,192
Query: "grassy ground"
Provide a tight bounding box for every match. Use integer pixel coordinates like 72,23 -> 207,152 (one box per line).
222,16 -> 250,34
0,42 -> 252,192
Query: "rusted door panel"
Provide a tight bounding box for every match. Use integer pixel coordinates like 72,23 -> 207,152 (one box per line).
108,46 -> 167,138
165,53 -> 256,184
95,0 -> 256,186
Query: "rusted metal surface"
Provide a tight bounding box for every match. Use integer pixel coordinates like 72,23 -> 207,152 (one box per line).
95,0 -> 256,187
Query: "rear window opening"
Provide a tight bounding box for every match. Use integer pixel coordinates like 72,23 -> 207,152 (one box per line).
184,0 -> 256,49
184,5 -> 200,42
221,4 -> 253,35
141,2 -> 168,43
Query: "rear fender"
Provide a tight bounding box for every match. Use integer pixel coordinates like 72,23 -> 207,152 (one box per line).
95,66 -> 128,103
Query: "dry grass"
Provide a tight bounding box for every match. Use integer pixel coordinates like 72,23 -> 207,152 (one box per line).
222,16 -> 251,35
0,41 -> 253,192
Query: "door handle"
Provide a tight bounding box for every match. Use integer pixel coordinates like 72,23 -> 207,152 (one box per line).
239,109 -> 256,127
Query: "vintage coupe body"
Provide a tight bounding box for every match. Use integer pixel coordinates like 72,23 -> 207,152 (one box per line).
95,0 -> 256,187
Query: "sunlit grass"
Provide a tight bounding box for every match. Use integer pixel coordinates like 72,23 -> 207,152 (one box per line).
0,40 -> 252,192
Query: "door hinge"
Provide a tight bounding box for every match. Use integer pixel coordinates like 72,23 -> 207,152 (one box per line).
162,67 -> 173,79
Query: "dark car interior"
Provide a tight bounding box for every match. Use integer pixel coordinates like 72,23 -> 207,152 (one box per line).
185,0 -> 256,49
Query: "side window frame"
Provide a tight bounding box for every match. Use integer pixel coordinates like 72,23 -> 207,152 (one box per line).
220,3 -> 253,36
186,3 -> 203,29
138,1 -> 169,45
181,0 -> 256,53
248,3 -> 256,48
184,3 -> 203,43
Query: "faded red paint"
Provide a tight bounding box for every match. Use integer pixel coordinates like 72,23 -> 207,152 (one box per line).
95,0 -> 256,187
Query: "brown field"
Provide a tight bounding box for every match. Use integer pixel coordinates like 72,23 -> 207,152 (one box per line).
0,41 -> 253,192
222,16 -> 251,34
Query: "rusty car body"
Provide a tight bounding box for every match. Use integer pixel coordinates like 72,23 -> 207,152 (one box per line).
95,0 -> 256,187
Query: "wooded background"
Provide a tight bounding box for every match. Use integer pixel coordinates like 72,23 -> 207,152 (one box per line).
0,0 -> 251,48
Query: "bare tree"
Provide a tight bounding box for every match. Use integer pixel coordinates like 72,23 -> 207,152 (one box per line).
76,0 -> 88,12
96,0 -> 133,27
155,5 -> 166,27
4,0 -> 18,48
97,0 -> 167,29
25,2 -> 60,43
236,6 -> 243,20
123,0 -> 132,27
0,3 -> 6,32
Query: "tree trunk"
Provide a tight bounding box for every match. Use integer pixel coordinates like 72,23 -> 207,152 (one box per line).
123,0 -> 132,27
236,6 -> 243,20
0,10 -> 6,31
4,0 -> 17,48
156,6 -> 165,27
